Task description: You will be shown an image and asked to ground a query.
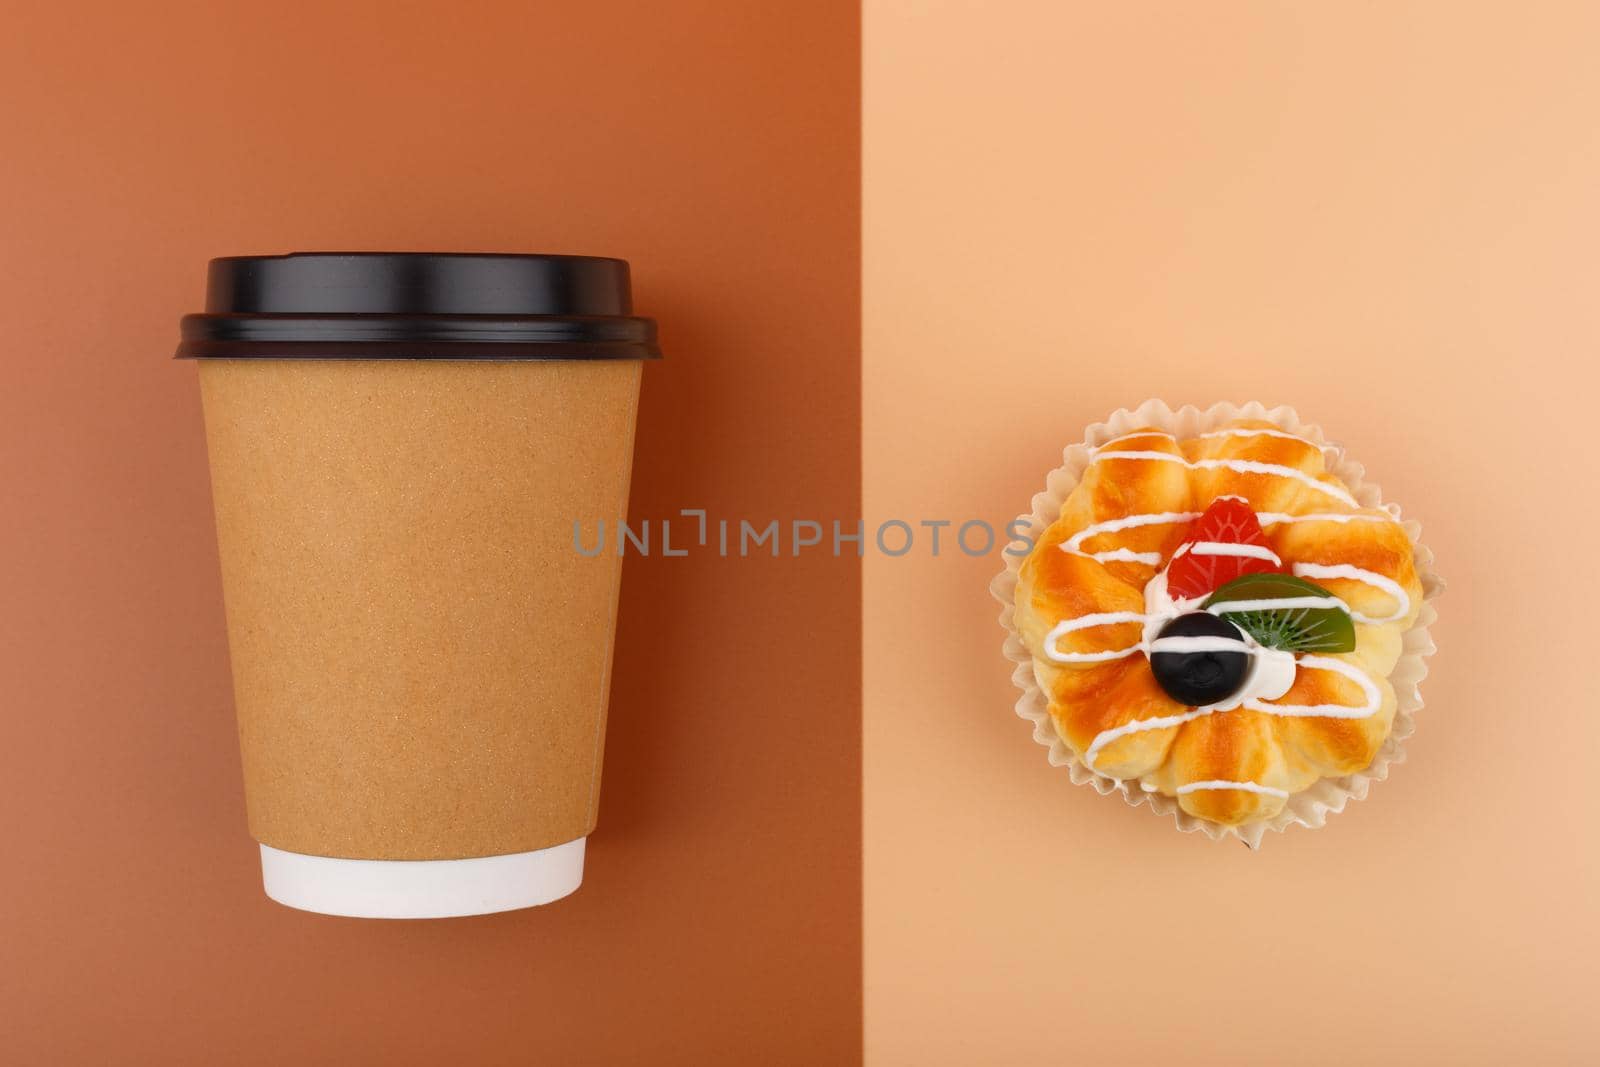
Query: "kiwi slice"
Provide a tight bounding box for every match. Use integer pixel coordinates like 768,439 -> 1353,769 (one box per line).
1201,573 -> 1356,653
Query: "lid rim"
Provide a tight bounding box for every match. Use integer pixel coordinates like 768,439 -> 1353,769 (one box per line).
180,251 -> 660,361
175,342 -> 660,362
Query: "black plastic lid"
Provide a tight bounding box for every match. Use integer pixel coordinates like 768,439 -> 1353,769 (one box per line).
176,252 -> 660,360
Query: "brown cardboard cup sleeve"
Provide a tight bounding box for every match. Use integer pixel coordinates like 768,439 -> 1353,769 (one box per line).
181,253 -> 658,918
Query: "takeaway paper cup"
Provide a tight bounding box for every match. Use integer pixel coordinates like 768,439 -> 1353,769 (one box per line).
179,253 -> 659,917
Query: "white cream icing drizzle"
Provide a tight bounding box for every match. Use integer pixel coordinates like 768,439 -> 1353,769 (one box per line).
1176,779 -> 1290,799
1037,426 -> 1403,798
1257,511 -> 1390,528
1207,595 -> 1352,614
1146,635 -> 1251,654
1061,511 -> 1199,566
1093,451 -> 1359,507
1172,540 -> 1282,564
1059,511 -> 1394,569
1095,430 -> 1184,450
1240,654 -> 1380,718
1105,427 -> 1321,448
1091,428 -> 1358,506
1083,707 -> 1210,767
1041,611 -> 1147,663
1291,561 -> 1410,625
1196,428 -> 1317,446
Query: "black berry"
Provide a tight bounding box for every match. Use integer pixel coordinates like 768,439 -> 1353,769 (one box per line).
1149,612 -> 1252,707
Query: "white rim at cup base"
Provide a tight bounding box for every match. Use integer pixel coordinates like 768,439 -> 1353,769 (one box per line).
258,837 -> 586,919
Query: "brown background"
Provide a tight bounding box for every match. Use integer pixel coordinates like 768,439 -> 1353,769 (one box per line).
865,3 -> 1598,1063
0,1 -> 860,1063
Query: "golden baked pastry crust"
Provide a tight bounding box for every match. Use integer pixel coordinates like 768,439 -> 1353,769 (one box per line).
1013,419 -> 1424,827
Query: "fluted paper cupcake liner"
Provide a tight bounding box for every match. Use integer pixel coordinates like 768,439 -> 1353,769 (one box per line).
989,399 -> 1444,847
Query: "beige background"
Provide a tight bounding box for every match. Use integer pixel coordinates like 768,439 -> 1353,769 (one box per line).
865,3 -> 1598,1063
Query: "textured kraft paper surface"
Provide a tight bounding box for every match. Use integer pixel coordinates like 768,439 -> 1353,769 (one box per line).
198,358 -> 642,860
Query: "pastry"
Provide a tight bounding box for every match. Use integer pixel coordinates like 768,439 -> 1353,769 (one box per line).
1007,408 -> 1435,833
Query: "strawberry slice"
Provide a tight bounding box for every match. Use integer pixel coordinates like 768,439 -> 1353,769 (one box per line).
1165,497 -> 1283,600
